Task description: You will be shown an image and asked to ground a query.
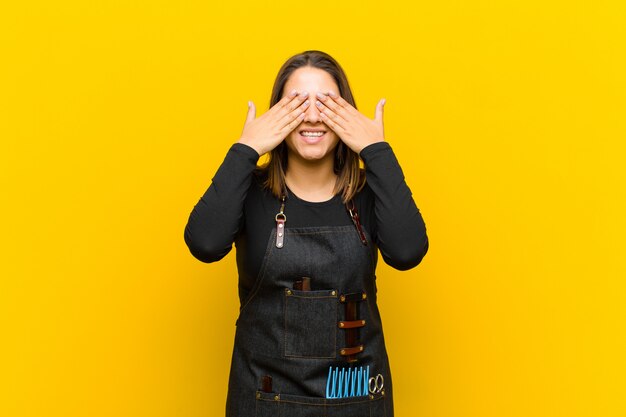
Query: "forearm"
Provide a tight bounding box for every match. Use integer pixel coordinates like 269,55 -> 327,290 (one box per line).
184,143 -> 260,263
360,142 -> 429,270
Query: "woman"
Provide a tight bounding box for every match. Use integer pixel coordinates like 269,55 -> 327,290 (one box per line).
184,50 -> 429,417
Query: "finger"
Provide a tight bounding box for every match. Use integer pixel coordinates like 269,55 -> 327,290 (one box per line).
326,90 -> 359,117
317,103 -> 347,130
276,90 -> 309,119
316,92 -> 350,123
280,108 -> 306,135
278,97 -> 309,129
246,100 -> 256,124
320,110 -> 344,135
374,98 -> 385,123
268,88 -> 300,115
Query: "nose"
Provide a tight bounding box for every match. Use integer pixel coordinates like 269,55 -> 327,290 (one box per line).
303,98 -> 322,123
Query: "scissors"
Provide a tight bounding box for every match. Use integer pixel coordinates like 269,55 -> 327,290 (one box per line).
368,373 -> 384,394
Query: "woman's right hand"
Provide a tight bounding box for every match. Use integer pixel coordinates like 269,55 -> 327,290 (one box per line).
238,89 -> 310,156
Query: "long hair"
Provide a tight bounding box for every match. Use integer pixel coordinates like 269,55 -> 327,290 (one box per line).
256,50 -> 366,204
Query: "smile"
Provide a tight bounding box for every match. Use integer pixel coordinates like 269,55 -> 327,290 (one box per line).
299,130 -> 326,144
301,131 -> 325,137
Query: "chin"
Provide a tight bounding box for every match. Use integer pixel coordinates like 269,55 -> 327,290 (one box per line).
296,148 -> 330,160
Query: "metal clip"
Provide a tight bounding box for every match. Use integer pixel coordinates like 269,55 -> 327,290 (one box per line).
275,194 -> 286,248
346,200 -> 367,245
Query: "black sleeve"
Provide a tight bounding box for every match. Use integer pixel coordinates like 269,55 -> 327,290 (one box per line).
359,141 -> 429,270
183,143 -> 260,263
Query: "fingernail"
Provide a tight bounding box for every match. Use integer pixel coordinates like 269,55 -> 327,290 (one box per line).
304,100 -> 309,106
316,100 -> 322,107
381,98 -> 386,105
300,91 -> 309,97
290,89 -> 297,96
328,90 -> 336,97
316,92 -> 324,98
248,100 -> 252,107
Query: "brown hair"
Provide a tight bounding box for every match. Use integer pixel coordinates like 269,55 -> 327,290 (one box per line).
255,50 -> 366,204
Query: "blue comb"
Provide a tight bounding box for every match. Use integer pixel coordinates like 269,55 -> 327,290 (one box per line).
325,365 -> 372,398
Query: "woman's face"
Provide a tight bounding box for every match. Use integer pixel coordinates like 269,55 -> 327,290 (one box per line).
282,66 -> 341,162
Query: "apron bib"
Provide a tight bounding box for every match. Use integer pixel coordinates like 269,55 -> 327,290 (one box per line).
225,197 -> 394,417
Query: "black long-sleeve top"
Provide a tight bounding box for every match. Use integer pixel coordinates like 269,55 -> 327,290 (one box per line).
184,141 -> 429,303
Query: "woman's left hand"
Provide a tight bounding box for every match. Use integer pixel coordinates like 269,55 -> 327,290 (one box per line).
315,90 -> 386,154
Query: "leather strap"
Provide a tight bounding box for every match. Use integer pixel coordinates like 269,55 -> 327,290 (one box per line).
275,195 -> 286,248
346,199 -> 367,245
339,292 -> 367,303
275,217 -> 285,248
339,291 -> 368,362
339,345 -> 364,356
339,319 -> 366,329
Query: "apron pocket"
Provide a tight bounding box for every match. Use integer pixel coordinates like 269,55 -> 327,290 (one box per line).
283,288 -> 338,359
255,390 -> 386,417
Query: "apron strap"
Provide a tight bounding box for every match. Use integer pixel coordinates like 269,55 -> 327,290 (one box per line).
346,199 -> 368,246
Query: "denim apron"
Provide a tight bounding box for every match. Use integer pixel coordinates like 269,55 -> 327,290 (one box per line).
225,196 -> 394,417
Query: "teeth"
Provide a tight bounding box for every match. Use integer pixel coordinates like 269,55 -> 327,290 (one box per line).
301,131 -> 325,137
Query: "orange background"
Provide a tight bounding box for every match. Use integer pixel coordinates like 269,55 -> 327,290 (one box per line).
1,1 -> 625,416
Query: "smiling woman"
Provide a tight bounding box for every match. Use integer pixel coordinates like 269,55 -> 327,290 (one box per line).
183,50 -> 429,417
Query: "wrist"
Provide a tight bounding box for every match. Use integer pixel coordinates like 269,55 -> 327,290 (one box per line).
237,138 -> 263,156
357,139 -> 386,155
237,139 -> 262,157
359,140 -> 390,160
